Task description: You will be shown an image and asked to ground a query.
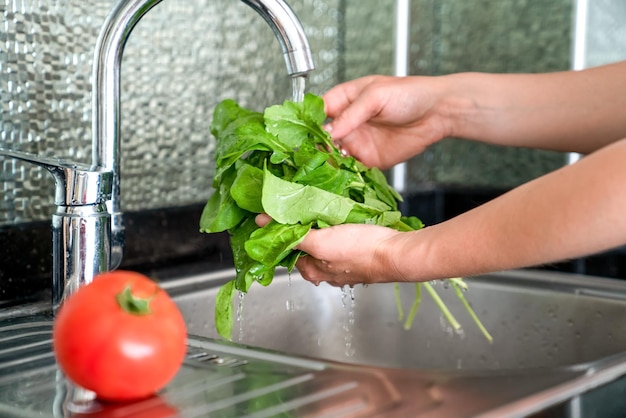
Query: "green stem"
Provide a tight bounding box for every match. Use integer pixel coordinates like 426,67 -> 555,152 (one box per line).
423,282 -> 462,332
394,283 -> 404,321
450,279 -> 493,343
403,283 -> 422,330
116,285 -> 153,315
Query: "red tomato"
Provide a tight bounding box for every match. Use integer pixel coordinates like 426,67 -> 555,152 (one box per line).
53,270 -> 187,402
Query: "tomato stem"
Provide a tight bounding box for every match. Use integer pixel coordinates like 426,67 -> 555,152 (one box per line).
116,285 -> 153,315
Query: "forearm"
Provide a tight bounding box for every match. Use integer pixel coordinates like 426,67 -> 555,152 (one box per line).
393,138 -> 626,281
441,61 -> 626,153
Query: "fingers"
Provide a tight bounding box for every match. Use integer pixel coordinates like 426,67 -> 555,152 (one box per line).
255,213 -> 271,227
322,76 -> 384,142
322,76 -> 374,117
294,254 -> 320,285
295,253 -> 346,288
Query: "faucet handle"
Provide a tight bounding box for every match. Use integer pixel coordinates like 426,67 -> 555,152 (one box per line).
0,147 -> 114,309
0,148 -> 113,206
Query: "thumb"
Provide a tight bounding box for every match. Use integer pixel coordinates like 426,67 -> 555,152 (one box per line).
294,228 -> 323,256
254,213 -> 272,227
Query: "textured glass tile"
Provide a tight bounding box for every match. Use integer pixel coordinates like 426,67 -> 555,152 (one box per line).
0,0 -> 342,225
405,0 -> 573,191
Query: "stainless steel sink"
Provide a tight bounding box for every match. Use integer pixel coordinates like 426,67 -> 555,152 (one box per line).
3,268 -> 626,417
167,268 -> 626,372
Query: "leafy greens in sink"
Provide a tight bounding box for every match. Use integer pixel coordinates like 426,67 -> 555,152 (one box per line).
200,93 -> 492,343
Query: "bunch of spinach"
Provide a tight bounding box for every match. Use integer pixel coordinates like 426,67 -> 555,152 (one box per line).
200,93 -> 492,343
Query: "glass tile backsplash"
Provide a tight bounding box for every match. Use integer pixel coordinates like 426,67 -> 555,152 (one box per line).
1,0 -> 575,226
405,0 -> 572,190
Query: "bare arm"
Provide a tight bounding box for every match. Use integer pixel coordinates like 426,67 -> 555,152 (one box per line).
323,61 -> 626,168
295,138 -> 626,285
447,61 -> 626,153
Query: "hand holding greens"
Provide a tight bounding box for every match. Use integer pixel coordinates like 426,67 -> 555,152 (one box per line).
200,93 -> 492,343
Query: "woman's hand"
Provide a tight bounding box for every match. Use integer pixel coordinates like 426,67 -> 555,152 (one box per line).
256,214 -> 408,287
294,224 -> 407,287
322,75 -> 452,169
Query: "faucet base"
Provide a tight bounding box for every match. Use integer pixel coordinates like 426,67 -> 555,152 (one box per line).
52,204 -> 111,310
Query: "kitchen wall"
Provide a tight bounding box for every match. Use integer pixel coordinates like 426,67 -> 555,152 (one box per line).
0,0 -> 341,226
0,0 -> 574,227
406,0 -> 572,190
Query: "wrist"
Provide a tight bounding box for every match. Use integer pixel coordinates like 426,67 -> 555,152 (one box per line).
435,72 -> 494,141
381,229 -> 431,283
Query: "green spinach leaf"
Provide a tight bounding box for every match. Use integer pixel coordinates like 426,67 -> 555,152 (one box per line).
201,93 -> 491,343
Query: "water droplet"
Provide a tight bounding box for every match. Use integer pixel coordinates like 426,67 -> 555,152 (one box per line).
340,285 -> 355,307
439,315 -> 454,337
285,299 -> 295,312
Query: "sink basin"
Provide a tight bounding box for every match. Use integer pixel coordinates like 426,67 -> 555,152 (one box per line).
166,268 -> 626,372
3,268 -> 626,417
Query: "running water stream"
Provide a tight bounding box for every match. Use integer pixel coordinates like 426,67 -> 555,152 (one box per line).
291,75 -> 307,102
341,285 -> 356,357
236,292 -> 245,341
290,74 -> 359,357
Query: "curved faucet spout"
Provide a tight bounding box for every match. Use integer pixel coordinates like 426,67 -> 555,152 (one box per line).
241,0 -> 316,76
91,0 -> 315,270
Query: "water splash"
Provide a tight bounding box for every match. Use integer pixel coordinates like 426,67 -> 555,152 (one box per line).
285,299 -> 295,312
285,273 -> 297,312
440,314 -> 464,339
236,292 -> 246,341
340,285 -> 355,308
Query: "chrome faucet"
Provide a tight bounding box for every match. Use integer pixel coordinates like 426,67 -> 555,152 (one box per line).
0,0 -> 314,309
